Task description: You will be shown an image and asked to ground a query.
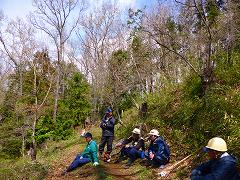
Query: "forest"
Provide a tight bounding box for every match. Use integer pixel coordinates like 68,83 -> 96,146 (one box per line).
0,0 -> 239,179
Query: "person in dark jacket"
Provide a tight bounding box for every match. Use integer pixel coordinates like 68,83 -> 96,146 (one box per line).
99,107 -> 115,162
145,129 -> 170,168
61,132 -> 99,176
191,137 -> 240,180
115,128 -> 145,167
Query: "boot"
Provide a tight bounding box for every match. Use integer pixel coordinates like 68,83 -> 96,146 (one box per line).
114,155 -> 125,163
61,169 -> 68,176
104,152 -> 111,162
124,159 -> 133,168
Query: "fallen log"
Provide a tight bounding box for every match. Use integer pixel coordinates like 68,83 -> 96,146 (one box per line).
157,155 -> 193,178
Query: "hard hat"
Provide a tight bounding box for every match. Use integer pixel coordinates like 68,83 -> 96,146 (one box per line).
132,128 -> 141,135
105,107 -> 112,113
205,137 -> 227,152
148,129 -> 159,136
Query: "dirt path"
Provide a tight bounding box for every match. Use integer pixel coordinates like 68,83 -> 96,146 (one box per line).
45,138 -> 142,180
45,145 -> 141,180
45,143 -> 192,180
44,125 -> 191,180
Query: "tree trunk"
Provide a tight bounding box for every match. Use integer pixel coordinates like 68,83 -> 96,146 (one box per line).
53,66 -> 60,123
139,102 -> 148,119
31,65 -> 38,161
53,36 -> 64,122
31,125 -> 37,161
22,132 -> 25,157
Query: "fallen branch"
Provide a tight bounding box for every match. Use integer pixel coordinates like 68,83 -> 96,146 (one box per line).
158,155 -> 193,178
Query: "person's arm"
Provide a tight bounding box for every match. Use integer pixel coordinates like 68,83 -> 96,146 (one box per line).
194,160 -> 212,175
81,144 -> 88,157
122,137 -> 132,145
147,143 -> 153,156
100,116 -> 106,129
104,117 -> 115,129
191,161 -> 212,179
134,139 -> 144,150
192,160 -> 236,180
90,142 -> 99,163
116,137 -> 132,148
154,140 -> 165,157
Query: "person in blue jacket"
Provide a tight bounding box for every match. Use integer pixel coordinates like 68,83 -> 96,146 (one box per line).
115,128 -> 145,167
99,107 -> 116,162
145,129 -> 170,168
61,132 -> 99,175
191,137 -> 240,180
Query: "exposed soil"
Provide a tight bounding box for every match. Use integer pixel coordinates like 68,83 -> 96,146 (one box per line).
45,127 -> 192,180
45,146 -> 143,180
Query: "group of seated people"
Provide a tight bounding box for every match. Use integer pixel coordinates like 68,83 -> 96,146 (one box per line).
114,128 -> 170,168
61,128 -> 239,180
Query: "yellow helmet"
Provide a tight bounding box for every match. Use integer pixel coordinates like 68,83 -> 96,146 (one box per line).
206,137 -> 227,152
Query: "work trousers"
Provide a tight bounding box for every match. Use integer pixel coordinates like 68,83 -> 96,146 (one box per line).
67,154 -> 91,172
99,136 -> 114,154
121,147 -> 145,161
145,152 -> 169,167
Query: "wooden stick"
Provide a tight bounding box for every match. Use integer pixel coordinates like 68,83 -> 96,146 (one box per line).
158,155 -> 193,177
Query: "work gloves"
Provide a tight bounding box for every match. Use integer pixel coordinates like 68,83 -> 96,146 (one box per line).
100,122 -> 107,128
102,123 -> 107,127
93,162 -> 99,166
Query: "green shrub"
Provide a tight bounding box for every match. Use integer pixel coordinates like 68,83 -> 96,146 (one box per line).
2,139 -> 22,159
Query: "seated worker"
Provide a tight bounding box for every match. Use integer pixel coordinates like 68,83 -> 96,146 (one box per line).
115,128 -> 145,167
61,132 -> 99,175
191,137 -> 240,180
145,129 -> 170,168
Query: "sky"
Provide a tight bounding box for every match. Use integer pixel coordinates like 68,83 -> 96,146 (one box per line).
0,0 -> 156,20
0,0 -> 176,74
0,0 -> 33,19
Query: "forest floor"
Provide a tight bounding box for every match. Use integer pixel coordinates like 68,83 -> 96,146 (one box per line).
44,126 -> 192,180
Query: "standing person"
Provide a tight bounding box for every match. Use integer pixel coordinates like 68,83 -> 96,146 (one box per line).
145,129 -> 170,168
115,128 -> 145,167
61,132 -> 99,176
191,137 -> 240,180
99,107 -> 116,162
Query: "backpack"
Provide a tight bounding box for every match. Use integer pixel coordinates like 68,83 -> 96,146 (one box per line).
163,140 -> 171,158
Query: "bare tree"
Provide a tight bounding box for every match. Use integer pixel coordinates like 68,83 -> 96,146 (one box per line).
30,52 -> 53,160
128,0 -> 228,96
74,2 -> 126,120
176,0 -> 230,96
0,18 -> 37,157
30,0 -> 85,122
0,18 -> 36,96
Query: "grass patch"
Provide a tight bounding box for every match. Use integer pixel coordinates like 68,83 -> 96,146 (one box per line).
0,158 -> 47,180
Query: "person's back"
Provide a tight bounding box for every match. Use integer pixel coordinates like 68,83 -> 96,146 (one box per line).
149,136 -> 170,162
191,137 -> 240,180
192,153 -> 239,180
146,129 -> 170,167
82,139 -> 99,163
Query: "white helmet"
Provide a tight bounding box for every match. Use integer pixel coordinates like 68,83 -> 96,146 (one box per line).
132,128 -> 141,135
206,137 -> 227,152
148,129 -> 159,136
